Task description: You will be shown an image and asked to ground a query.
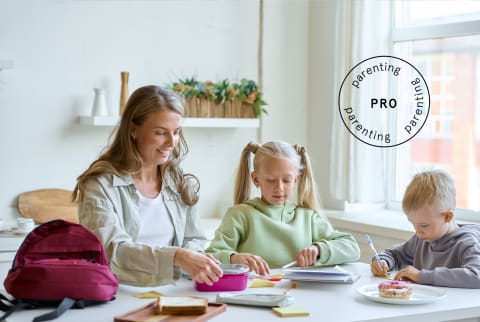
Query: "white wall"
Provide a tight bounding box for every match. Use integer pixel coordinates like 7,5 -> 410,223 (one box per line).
307,0 -> 340,209
0,0 -> 317,225
261,0 -> 309,145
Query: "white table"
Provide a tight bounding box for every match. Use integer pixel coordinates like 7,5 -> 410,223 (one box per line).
1,262 -> 480,322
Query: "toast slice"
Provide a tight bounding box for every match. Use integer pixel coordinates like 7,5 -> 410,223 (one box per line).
154,296 -> 208,315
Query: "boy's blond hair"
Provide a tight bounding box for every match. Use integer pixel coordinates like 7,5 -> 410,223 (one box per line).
402,170 -> 456,213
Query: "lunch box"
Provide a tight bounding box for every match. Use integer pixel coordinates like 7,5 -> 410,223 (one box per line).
195,264 -> 249,292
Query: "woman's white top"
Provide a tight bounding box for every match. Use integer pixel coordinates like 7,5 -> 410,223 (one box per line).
136,191 -> 175,247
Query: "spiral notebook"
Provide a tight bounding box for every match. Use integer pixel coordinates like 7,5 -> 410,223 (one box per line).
283,265 -> 360,284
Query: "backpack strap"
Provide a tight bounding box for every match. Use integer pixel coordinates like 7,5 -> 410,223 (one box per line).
0,296 -> 104,322
32,297 -> 76,322
0,293 -> 15,311
0,294 -> 36,321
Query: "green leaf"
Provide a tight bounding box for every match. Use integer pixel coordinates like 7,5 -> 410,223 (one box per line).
166,77 -> 268,115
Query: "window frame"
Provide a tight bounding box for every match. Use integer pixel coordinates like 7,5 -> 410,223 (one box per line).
387,7 -> 480,221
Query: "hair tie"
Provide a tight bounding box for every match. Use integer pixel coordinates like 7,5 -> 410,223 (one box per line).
294,144 -> 305,155
246,141 -> 259,154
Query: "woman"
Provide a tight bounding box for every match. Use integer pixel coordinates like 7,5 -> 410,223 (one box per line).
72,85 -> 222,286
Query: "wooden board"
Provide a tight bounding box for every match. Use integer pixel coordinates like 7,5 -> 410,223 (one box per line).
17,189 -> 78,223
114,301 -> 227,322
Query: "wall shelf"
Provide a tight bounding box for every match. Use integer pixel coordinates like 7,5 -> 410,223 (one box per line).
78,116 -> 119,126
78,116 -> 260,128
184,118 -> 260,128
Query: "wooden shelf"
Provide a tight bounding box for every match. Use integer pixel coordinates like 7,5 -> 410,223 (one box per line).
78,116 -> 260,128
184,118 -> 260,128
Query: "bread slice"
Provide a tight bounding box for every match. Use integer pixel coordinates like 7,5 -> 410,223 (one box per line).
154,296 -> 208,315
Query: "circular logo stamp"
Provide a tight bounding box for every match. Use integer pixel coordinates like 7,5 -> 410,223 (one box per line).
338,55 -> 430,148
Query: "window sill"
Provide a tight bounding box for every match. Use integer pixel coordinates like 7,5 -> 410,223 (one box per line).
324,207 -> 477,239
324,208 -> 414,240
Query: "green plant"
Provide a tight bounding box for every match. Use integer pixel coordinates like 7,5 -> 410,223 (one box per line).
168,77 -> 267,116
235,78 -> 268,116
212,79 -> 232,104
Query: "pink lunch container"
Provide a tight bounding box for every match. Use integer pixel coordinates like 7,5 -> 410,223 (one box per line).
195,264 -> 249,292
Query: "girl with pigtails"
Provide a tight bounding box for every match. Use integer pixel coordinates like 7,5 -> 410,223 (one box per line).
206,141 -> 360,275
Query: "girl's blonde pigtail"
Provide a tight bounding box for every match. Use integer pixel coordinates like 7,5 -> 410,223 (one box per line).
294,144 -> 322,214
233,142 -> 258,205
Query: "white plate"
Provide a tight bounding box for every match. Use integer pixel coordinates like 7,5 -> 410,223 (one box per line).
357,283 -> 446,305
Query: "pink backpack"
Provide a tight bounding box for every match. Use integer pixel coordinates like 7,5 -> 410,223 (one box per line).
0,219 -> 119,322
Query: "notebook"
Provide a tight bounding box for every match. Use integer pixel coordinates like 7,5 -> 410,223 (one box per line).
272,306 -> 310,317
283,265 -> 360,284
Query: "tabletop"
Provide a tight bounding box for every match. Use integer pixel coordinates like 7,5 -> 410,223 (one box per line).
1,262 -> 480,322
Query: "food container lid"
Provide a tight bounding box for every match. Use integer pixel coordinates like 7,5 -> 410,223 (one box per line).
220,264 -> 249,275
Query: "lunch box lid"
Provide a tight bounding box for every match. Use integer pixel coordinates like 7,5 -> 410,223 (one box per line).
220,264 -> 249,275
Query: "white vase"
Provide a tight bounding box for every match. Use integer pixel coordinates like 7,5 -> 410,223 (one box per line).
91,88 -> 109,116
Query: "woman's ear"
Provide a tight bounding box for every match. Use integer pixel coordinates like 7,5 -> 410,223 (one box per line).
130,123 -> 136,140
251,171 -> 259,187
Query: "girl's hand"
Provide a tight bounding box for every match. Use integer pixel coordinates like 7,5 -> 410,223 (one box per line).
370,259 -> 389,277
394,265 -> 420,283
174,248 -> 223,286
295,245 -> 319,268
230,253 -> 270,275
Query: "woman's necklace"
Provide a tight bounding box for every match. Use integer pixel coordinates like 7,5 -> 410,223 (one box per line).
133,175 -> 162,199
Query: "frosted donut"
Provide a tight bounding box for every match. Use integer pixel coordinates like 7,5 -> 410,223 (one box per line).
378,280 -> 412,299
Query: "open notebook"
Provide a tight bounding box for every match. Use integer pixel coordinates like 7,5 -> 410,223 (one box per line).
283,265 -> 360,284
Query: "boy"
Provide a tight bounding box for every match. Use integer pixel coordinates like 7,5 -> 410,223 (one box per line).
371,170 -> 480,288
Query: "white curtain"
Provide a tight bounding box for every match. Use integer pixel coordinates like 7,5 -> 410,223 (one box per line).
330,0 -> 392,204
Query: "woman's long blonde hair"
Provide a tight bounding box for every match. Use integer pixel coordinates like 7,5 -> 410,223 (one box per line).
72,85 -> 200,205
234,141 -> 322,213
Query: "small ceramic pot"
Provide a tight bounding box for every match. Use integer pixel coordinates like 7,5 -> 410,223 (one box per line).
17,218 -> 34,234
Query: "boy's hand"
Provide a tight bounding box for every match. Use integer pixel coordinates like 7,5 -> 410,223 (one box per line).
295,245 -> 319,268
370,259 -> 389,277
394,265 -> 420,283
230,253 -> 270,275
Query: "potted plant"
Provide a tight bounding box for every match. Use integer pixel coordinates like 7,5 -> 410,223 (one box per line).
168,77 -> 267,118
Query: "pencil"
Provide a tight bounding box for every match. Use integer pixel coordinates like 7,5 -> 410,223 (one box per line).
282,261 -> 297,269
365,234 -> 381,262
365,234 -> 390,278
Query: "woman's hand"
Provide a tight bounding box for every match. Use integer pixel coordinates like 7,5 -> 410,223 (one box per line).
174,248 -> 223,286
394,265 -> 420,283
230,253 -> 270,275
295,245 -> 319,267
370,259 -> 389,277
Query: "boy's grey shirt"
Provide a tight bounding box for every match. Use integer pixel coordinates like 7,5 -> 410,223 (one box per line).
378,224 -> 480,288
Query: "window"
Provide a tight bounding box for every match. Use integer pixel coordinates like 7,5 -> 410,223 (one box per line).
390,1 -> 480,216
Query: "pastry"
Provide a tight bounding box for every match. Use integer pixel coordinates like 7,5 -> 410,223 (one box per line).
378,280 -> 412,299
